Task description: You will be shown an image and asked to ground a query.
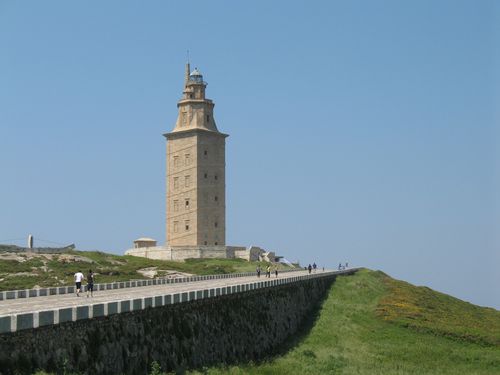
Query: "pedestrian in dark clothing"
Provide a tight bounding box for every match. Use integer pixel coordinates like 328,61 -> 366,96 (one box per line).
308,264 -> 312,274
86,269 -> 95,298
313,262 -> 317,273
274,266 -> 278,278
256,265 -> 261,278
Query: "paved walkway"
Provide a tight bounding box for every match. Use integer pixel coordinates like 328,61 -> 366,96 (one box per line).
0,270 -> 335,316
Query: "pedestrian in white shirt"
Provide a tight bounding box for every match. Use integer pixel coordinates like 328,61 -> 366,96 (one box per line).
74,270 -> 84,297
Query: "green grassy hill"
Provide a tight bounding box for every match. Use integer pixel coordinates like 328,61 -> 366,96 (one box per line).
0,248 -> 279,291
186,269 -> 500,375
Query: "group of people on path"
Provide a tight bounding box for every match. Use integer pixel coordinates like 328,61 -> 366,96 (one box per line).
307,262 -> 318,274
256,264 -> 279,278
73,269 -> 95,297
338,262 -> 349,270
74,261 -> 339,297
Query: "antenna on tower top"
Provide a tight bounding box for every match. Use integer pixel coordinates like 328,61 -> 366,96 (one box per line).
184,51 -> 191,87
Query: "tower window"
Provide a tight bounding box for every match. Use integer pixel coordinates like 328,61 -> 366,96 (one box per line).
206,115 -> 210,122
185,199 -> 190,208
185,154 -> 191,166
204,150 -> 208,156
214,175 -> 218,180
215,242 -> 218,245
173,200 -> 179,212
204,241 -> 207,245
204,173 -> 208,179
185,220 -> 190,231
173,221 -> 179,233
185,175 -> 190,187
214,222 -> 218,228
215,196 -> 218,202
173,156 -> 179,167
174,177 -> 179,189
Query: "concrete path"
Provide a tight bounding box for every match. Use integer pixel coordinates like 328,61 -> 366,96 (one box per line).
0,270 -> 338,316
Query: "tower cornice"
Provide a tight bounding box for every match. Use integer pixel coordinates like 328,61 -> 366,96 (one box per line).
177,99 -> 214,107
163,128 -> 228,140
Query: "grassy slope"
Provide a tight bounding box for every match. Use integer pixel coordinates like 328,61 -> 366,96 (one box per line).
0,249 -> 278,291
189,269 -> 500,375
377,272 -> 500,347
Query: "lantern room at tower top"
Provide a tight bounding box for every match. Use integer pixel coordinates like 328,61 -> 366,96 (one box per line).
189,67 -> 204,83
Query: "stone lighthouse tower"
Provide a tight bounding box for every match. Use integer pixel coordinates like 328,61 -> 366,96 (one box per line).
164,63 -> 228,248
125,63 -> 275,262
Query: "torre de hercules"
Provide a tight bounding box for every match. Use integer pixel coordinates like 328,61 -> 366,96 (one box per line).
126,64 -> 276,262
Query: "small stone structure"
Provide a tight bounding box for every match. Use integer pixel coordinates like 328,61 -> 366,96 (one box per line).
132,237 -> 157,249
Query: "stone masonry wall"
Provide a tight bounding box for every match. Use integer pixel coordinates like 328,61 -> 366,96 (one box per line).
0,276 -> 336,375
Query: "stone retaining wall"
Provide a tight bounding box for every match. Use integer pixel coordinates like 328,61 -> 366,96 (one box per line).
0,269 -> 357,374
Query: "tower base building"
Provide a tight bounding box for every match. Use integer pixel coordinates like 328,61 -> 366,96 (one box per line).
125,244 -> 276,263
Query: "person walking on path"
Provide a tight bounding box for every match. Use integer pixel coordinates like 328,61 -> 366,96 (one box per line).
266,265 -> 271,278
313,262 -> 317,273
338,263 -> 342,270
86,269 -> 95,298
74,270 -> 84,297
256,265 -> 261,278
308,264 -> 312,274
274,265 -> 279,278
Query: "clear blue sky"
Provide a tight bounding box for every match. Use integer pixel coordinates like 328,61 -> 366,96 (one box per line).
1,1 -> 498,309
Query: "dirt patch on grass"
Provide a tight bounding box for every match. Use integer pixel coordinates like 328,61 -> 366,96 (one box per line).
6,272 -> 39,278
137,267 -> 192,279
137,267 -> 158,278
108,259 -> 126,265
58,254 -> 95,264
0,252 -> 27,262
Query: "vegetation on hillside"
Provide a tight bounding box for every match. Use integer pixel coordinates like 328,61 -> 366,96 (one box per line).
0,249 -> 280,291
376,272 -> 500,347
183,269 -> 500,375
